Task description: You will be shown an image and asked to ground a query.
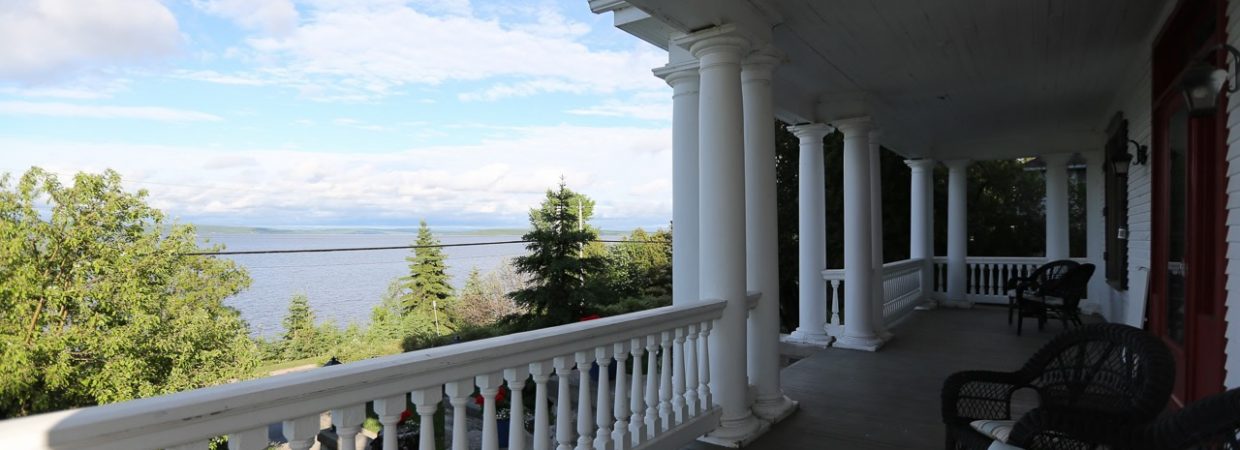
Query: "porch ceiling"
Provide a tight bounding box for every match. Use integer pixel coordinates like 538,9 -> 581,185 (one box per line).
614,0 -> 1169,160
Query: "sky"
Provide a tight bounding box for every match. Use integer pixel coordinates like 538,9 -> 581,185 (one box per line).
0,0 -> 674,230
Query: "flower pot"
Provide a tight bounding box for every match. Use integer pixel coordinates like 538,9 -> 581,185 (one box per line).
497,417 -> 511,448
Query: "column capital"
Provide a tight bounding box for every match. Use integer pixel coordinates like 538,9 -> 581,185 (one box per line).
675,24 -> 751,65
741,45 -> 783,82
653,61 -> 700,89
905,158 -> 937,172
1040,152 -> 1074,167
831,116 -> 872,136
787,123 -> 833,141
943,159 -> 971,170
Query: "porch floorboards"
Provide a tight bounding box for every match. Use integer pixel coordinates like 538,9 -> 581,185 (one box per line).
700,306 -> 1084,449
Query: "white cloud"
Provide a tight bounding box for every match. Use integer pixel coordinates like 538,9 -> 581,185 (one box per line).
0,124 -> 672,227
568,98 -> 673,121
191,0 -> 299,35
0,101 -> 223,122
0,0 -> 181,82
199,2 -> 666,101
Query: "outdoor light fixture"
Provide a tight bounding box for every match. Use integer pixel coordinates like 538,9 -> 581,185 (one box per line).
1181,44 -> 1240,116
1110,146 -> 1133,176
1128,139 -> 1148,166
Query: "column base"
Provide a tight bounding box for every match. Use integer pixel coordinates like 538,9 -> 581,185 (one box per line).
698,411 -> 769,448
915,298 -> 939,310
834,333 -> 889,352
752,394 -> 798,424
786,329 -> 834,347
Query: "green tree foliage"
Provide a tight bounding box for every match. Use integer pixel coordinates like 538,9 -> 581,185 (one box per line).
509,181 -> 605,326
279,294 -> 326,360
401,220 -> 455,335
597,227 -> 672,302
0,168 -> 257,418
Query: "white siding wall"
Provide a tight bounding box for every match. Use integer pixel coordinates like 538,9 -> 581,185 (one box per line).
1104,61 -> 1154,327
1224,0 -> 1240,389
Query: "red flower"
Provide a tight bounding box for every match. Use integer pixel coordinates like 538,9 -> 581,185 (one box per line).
399,410 -> 412,423
579,314 -> 600,322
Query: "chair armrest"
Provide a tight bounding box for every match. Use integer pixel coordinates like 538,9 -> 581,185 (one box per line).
942,370 -> 1027,423
1007,407 -> 1133,449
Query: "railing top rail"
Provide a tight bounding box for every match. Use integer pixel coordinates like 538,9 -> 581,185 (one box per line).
882,257 -> 925,272
930,256 -> 1048,263
821,268 -> 845,280
4,299 -> 726,450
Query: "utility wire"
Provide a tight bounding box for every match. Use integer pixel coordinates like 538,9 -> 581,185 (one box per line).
187,239 -> 667,256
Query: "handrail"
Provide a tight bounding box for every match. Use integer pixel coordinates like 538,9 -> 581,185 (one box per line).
4,299 -> 727,450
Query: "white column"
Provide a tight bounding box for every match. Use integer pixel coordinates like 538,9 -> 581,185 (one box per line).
1084,151 -> 1106,316
834,117 -> 885,351
944,159 -> 971,307
787,123 -> 833,346
906,159 -> 937,307
741,46 -> 797,422
655,60 -> 701,306
683,25 -> 765,444
1043,153 -> 1072,261
868,130 -> 891,340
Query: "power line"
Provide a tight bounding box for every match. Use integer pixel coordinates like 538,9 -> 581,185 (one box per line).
188,238 -> 667,256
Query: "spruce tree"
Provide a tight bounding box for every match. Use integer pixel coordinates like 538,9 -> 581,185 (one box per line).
509,181 -> 605,326
401,220 -> 454,334
280,294 -> 319,360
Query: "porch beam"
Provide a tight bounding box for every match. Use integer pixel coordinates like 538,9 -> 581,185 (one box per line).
835,116 -> 886,351
944,159 -> 971,308
741,45 -> 798,423
678,24 -> 767,446
786,123 -> 834,347
1043,153 -> 1073,261
654,48 -> 700,307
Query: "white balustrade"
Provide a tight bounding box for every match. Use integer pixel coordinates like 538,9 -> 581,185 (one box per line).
928,256 -> 1088,304
1,300 -> 726,450
820,258 -> 929,329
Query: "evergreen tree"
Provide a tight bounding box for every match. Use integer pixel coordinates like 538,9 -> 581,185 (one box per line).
509,181 -> 605,326
280,294 -> 320,360
0,168 -> 257,417
401,220 -> 454,334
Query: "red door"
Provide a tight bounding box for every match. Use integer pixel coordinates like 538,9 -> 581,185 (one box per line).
1146,0 -> 1228,407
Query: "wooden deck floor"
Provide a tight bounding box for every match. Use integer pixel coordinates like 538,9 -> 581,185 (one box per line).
705,306 -> 1081,449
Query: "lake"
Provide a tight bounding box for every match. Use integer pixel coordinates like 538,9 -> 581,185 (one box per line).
202,233 -> 532,338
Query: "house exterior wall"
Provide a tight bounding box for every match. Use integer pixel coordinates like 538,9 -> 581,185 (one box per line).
1105,54 -> 1155,328
1224,0 -> 1240,388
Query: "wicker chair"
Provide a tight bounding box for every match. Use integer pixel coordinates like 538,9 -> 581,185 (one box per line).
1007,260 -> 1079,335
1127,387 -> 1240,449
942,323 -> 1175,450
1039,264 -> 1096,330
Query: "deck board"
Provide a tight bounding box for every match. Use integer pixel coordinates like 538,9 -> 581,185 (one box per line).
689,306 -> 1084,450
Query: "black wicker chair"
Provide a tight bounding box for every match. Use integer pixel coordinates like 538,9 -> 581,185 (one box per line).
1008,260 -> 1080,335
942,323 -> 1175,450
1039,264 -> 1096,331
1127,387 -> 1240,449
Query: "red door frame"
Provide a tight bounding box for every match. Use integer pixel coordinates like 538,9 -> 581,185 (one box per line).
1147,0 -> 1229,406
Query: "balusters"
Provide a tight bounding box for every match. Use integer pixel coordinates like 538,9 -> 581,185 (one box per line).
672,327 -> 687,425
594,346 -> 613,450
505,366 -> 530,450
283,414 -> 321,450
477,373 -> 503,450
530,361 -> 554,450
445,379 -> 473,450
643,334 -> 661,438
332,404 -> 366,450
553,356 -> 576,450
575,351 -> 595,450
658,330 -> 673,430
684,324 -> 700,418
628,338 -> 646,446
612,342 -> 630,450
698,321 -> 713,409
229,427 -> 269,450
828,280 -> 843,324
374,395 -> 406,450
410,389 -> 440,450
